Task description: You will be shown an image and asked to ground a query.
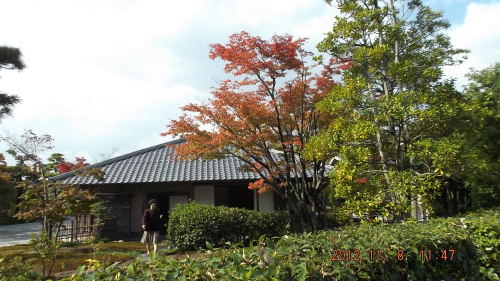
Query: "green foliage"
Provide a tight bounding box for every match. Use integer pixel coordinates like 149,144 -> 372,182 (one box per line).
461,63 -> 500,208
270,221 -> 484,280
167,203 -> 289,250
45,152 -> 65,177
0,257 -> 41,281
450,208 -> 500,279
307,0 -> 472,220
89,238 -> 106,260
30,232 -> 61,277
66,209 -> 499,280
15,180 -> 96,238
4,164 -> 39,183
0,154 -> 16,216
89,200 -> 111,224
0,45 -> 25,120
3,130 -> 107,238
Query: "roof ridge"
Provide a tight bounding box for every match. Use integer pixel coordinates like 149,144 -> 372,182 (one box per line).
49,138 -> 185,181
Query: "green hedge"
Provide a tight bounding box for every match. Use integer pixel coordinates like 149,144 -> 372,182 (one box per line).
271,221 -> 486,280
66,208 -> 499,280
167,203 -> 289,250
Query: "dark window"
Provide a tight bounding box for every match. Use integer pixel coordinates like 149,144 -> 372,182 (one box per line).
214,184 -> 254,210
273,192 -> 286,210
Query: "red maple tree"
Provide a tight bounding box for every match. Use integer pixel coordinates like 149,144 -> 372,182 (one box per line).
163,31 -> 344,232
56,157 -> 89,174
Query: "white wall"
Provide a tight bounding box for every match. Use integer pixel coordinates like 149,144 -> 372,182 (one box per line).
193,185 -> 214,205
169,195 -> 189,211
258,190 -> 274,212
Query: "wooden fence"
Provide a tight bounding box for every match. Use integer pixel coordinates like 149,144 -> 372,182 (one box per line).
57,213 -> 103,242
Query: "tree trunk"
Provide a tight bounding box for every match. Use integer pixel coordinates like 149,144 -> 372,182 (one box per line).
39,162 -> 50,236
285,194 -> 324,233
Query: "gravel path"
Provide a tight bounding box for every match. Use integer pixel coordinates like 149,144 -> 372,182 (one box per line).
0,222 -> 41,247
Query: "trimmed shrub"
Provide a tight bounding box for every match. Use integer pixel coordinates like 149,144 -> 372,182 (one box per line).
271,221 -> 486,280
167,203 -> 289,250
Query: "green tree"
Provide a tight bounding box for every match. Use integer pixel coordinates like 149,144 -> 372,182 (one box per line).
306,0 -> 468,221
0,46 -> 25,119
2,130 -> 105,238
16,180 -> 96,239
0,46 -> 25,217
45,152 -> 65,177
1,130 -> 55,232
0,154 -> 16,216
461,63 -> 500,208
2,149 -> 42,219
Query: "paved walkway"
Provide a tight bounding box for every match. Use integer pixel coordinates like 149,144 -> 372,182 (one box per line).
0,222 -> 41,247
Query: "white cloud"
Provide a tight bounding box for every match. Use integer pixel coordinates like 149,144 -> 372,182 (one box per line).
62,150 -> 96,164
292,13 -> 337,50
0,0 -> 210,162
446,1 -> 500,88
214,0 -> 313,27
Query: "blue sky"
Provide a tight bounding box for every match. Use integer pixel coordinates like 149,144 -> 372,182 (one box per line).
1,0 -> 499,165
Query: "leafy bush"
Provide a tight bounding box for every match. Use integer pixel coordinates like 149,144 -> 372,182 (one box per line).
271,221 -> 486,280
167,203 -> 289,250
0,257 -> 41,281
30,232 -> 61,277
67,208 -> 499,280
448,208 -> 499,279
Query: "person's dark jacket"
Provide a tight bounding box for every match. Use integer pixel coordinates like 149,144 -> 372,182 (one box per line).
141,208 -> 162,231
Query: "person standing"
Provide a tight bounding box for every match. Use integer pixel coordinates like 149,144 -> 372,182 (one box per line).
141,199 -> 163,255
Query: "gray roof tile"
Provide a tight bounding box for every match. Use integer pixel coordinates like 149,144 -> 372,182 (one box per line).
50,139 -> 261,185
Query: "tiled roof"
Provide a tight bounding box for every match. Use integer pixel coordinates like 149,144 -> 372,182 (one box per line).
50,139 -> 261,185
